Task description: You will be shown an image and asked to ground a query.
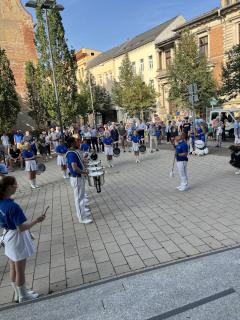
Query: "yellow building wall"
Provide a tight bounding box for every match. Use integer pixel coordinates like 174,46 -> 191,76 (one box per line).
76,48 -> 101,83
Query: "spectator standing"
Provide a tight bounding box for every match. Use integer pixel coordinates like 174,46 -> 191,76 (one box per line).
234,117 -> 240,144
1,132 -> 10,155
118,121 -> 127,152
110,123 -> 119,148
8,145 -> 24,171
22,131 -> 32,143
83,127 -> 92,150
14,130 -> 23,149
166,121 -> 172,143
90,127 -> 99,152
182,118 -> 191,139
148,123 -> 158,153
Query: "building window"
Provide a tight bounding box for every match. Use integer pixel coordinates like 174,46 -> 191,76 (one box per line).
165,50 -> 171,67
98,75 -> 102,85
148,55 -> 153,69
140,59 -> 144,72
158,52 -> 162,70
199,36 -> 208,56
91,52 -> 95,56
132,62 -> 136,74
109,72 -> 113,81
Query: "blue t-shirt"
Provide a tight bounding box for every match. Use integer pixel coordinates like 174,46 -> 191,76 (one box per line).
132,135 -> 140,143
103,137 -> 113,145
14,133 -> 23,144
0,199 -> 27,230
56,145 -> 68,154
66,151 -> 83,177
21,149 -> 34,159
176,141 -> 188,162
80,143 -> 90,152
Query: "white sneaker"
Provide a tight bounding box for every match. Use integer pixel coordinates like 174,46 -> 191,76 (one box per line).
110,164 -> 114,168
176,186 -> 182,190
235,170 -> 240,175
178,186 -> 189,191
34,184 -> 40,188
30,184 -> 36,189
79,217 -> 93,224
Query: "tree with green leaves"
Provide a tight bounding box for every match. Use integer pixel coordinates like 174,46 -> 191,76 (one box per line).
25,61 -> 49,130
78,77 -> 112,116
221,45 -> 240,101
167,30 -> 217,113
0,47 -> 20,132
112,54 -> 156,117
33,5 -> 78,125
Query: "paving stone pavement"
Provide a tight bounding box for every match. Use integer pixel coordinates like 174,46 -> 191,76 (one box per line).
0,146 -> 239,306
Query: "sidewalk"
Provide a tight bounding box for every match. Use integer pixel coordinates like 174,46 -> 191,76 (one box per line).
0,148 -> 239,306
1,247 -> 240,320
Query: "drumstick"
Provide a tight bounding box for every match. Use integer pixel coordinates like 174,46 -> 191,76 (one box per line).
42,206 -> 50,216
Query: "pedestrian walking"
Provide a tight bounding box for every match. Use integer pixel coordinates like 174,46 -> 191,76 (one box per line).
0,176 -> 46,302
166,121 -> 172,143
56,139 -> 68,179
90,127 -> 99,152
21,142 -> 39,189
66,137 -> 92,224
175,134 -> 189,191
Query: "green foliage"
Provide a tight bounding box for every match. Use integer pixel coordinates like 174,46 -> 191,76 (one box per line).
33,5 -> 79,125
78,76 -> 112,115
25,61 -> 49,129
221,44 -> 240,101
167,30 -> 217,112
112,54 -> 156,116
0,47 -> 20,132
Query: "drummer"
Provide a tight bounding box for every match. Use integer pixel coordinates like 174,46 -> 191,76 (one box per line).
131,130 -> 142,163
21,142 -> 39,189
56,139 -> 68,179
66,137 -> 92,224
103,132 -> 114,168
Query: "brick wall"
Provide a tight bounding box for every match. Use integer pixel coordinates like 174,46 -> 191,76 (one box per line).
209,25 -> 224,84
0,0 -> 37,109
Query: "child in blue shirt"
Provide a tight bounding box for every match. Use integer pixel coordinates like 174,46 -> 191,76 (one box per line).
131,130 -> 141,163
103,133 -> 114,168
55,139 -> 68,178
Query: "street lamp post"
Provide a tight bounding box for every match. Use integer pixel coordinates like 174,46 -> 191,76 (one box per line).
25,0 -> 64,136
88,73 -> 96,128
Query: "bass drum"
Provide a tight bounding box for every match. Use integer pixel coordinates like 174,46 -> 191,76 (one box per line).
139,145 -> 146,154
113,147 -> 121,157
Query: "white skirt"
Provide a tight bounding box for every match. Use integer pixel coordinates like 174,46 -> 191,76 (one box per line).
4,229 -> 35,262
25,160 -> 37,172
57,155 -> 67,166
132,142 -> 139,152
105,146 -> 113,156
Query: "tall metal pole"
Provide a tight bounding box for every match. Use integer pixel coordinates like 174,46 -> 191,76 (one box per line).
45,9 -> 64,136
88,73 -> 96,128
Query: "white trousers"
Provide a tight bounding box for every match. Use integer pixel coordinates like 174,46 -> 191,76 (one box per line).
176,161 -> 188,188
70,176 -> 86,220
150,136 -> 157,151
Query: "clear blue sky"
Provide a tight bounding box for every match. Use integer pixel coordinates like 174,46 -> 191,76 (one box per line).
26,0 -> 220,52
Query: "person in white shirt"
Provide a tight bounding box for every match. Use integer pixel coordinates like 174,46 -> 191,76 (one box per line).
50,128 -> 61,151
1,133 -> 10,154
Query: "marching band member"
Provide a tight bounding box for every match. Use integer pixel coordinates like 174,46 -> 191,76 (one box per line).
103,132 -> 114,168
131,130 -> 141,163
0,176 -> 46,302
66,137 -> 92,224
21,142 -> 39,189
175,134 -> 189,191
56,139 -> 68,179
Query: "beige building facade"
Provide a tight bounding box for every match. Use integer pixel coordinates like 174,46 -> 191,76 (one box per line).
86,16 -> 185,121
75,48 -> 101,83
156,0 -> 240,116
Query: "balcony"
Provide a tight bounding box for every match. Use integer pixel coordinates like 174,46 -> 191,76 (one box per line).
156,69 -> 168,79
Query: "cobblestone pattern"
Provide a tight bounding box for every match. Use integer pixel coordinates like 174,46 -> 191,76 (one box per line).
0,147 -> 239,305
